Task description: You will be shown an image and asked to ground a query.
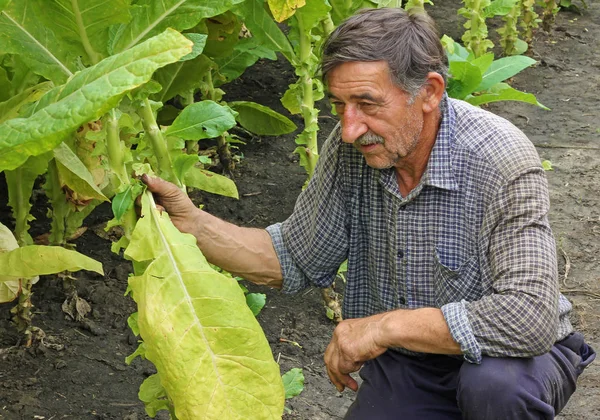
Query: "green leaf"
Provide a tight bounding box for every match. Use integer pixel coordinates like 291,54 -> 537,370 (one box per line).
112,185 -> 135,222
111,0 -> 246,53
470,53 -> 495,75
214,37 -> 278,83
484,0 -> 519,17
128,312 -> 140,336
475,55 -> 536,92
294,0 -> 331,32
0,81 -> 53,124
35,0 -> 132,64
125,342 -> 146,365
0,245 -> 103,278
0,28 -> 193,172
54,143 -> 109,202
124,192 -> 284,419
246,293 -> 267,316
152,54 -> 214,104
281,81 -> 303,115
542,160 -> 553,171
173,154 -> 199,182
166,100 -> 237,140
447,61 -> 482,99
184,167 -> 239,199
465,83 -> 549,109
138,374 -> 171,417
229,101 -> 297,135
233,0 -> 295,63
0,1 -> 76,83
282,368 -> 305,399
0,0 -> 10,13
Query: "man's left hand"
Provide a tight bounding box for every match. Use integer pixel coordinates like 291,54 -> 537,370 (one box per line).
324,314 -> 387,392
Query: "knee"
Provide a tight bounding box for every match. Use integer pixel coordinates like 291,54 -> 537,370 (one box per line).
457,359 -> 539,419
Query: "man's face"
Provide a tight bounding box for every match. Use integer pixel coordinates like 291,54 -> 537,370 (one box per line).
327,61 -> 425,170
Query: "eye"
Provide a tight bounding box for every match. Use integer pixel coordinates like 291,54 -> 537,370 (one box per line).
359,102 -> 378,114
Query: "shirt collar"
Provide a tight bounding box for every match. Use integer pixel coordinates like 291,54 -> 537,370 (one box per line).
421,94 -> 459,191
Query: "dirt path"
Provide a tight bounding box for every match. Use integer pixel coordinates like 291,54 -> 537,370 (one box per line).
0,1 -> 598,419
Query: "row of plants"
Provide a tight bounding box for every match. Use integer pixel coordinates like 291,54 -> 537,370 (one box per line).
0,0 -> 573,418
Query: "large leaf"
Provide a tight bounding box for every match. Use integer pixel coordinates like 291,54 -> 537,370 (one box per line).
465,83 -> 549,109
165,100 -> 237,140
475,55 -> 537,92
124,193 -> 284,419
36,0 -> 131,64
0,1 -> 76,83
184,166 -> 239,199
53,142 -> 109,202
229,101 -> 297,135
152,54 -> 213,104
0,28 -> 193,172
110,0 -> 245,53
233,0 -> 295,62
0,245 -> 103,278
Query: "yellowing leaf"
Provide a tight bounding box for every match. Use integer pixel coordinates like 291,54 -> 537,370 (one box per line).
125,193 -> 284,419
268,0 -> 306,22
0,245 -> 104,278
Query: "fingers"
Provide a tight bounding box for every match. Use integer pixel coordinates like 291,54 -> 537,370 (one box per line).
324,341 -> 361,393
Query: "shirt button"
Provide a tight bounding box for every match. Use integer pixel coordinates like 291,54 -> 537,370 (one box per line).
398,250 -> 404,259
399,297 -> 406,305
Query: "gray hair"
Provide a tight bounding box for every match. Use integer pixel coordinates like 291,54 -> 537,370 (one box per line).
320,8 -> 448,97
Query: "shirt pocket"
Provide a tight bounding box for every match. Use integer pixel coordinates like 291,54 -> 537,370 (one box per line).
433,248 -> 482,306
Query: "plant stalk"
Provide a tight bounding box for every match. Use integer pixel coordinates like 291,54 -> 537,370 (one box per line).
106,109 -> 128,184
139,98 -> 180,187
297,14 -> 319,179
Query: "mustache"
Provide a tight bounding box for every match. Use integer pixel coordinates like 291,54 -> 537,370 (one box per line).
356,131 -> 385,146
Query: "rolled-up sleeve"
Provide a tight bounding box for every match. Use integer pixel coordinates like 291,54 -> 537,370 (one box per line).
266,127 -> 350,294
444,169 -> 559,362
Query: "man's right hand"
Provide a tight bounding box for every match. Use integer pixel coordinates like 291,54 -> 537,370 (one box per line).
141,175 -> 200,235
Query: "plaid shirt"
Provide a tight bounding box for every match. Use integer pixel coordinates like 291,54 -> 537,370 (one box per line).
266,98 -> 573,363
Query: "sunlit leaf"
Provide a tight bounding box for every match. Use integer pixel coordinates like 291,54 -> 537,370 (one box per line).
184,167 -> 239,199
0,245 -> 104,278
476,55 -> 536,92
124,192 -> 284,419
0,29 -> 193,172
165,100 -> 237,140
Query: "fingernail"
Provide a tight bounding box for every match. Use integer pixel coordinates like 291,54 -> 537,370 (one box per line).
141,174 -> 150,184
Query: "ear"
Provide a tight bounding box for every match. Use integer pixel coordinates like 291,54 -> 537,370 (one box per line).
420,72 -> 445,114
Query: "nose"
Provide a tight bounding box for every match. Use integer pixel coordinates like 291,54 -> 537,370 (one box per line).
340,106 -> 368,144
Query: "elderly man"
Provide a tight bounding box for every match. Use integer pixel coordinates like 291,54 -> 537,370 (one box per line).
143,7 -> 595,419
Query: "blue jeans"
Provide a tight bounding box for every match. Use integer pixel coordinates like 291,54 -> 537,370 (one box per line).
344,332 -> 596,419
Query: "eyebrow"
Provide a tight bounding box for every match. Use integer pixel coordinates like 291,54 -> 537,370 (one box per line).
328,93 -> 381,102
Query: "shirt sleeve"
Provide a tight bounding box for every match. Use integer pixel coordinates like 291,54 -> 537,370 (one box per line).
443,168 -> 559,363
266,126 -> 350,294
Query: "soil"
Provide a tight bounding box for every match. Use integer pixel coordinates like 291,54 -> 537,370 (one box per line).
1,1 -> 599,419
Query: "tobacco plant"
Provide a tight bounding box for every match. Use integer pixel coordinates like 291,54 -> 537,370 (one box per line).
0,0 -> 292,417
442,35 -> 547,108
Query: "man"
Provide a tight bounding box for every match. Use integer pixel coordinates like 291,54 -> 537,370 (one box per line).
143,8 -> 595,419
